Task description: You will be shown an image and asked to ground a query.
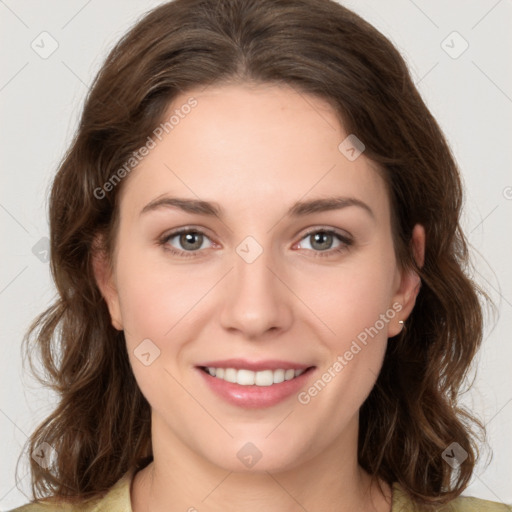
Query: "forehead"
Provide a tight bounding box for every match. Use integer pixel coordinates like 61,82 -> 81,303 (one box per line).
119,83 -> 390,222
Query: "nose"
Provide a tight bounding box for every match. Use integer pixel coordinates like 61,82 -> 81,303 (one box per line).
219,240 -> 293,341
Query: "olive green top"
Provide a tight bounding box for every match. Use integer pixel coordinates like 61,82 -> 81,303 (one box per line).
8,468 -> 512,511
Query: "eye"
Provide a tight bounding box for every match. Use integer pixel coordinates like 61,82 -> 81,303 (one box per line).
295,228 -> 353,258
158,228 -> 214,258
158,226 -> 353,259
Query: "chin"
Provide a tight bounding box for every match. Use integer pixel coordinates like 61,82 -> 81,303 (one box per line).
200,434 -> 313,474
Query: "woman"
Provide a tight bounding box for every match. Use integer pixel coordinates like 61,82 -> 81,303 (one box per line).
10,0 -> 510,510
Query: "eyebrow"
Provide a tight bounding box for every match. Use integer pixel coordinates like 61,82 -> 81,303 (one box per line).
139,195 -> 374,219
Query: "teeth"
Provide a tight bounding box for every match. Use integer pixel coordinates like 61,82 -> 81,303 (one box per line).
205,367 -> 307,386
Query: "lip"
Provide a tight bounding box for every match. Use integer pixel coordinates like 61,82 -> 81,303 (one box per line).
195,364 -> 316,409
197,358 -> 312,372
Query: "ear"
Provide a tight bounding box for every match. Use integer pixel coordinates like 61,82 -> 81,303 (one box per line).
91,234 -> 123,331
388,224 -> 425,337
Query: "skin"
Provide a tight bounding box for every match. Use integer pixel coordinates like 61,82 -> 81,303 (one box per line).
93,82 -> 425,512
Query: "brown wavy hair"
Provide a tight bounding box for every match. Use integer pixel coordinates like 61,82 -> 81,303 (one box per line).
18,0 -> 489,507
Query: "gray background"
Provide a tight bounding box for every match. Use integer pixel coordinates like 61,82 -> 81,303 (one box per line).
1,0 -> 511,508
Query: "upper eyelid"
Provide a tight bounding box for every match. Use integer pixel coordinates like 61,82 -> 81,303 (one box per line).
299,226 -> 351,239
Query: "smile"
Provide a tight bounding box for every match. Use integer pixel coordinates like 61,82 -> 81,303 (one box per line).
200,366 -> 307,386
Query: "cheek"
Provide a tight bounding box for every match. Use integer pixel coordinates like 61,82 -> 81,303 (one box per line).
296,267 -> 396,421
115,259 -> 201,406
117,272 -> 173,343
114,252 -> 221,391
327,257 -> 398,391
300,253 -> 397,344
115,250 -> 208,340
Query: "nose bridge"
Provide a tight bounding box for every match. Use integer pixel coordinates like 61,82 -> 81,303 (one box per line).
219,234 -> 292,337
234,235 -> 275,294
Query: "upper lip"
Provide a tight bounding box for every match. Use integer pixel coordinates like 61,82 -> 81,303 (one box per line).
197,358 -> 314,372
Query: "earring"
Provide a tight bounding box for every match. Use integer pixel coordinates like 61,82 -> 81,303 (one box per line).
398,320 -> 405,332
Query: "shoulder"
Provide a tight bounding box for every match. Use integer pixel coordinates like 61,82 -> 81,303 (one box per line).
6,501 -> 73,512
6,469 -> 135,512
391,482 -> 512,512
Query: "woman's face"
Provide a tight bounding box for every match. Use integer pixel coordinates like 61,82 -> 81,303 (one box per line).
95,82 -> 422,473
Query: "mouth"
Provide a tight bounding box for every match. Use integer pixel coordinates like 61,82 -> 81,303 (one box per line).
195,360 -> 317,409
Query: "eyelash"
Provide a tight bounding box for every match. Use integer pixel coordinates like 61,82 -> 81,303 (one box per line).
158,227 -> 353,259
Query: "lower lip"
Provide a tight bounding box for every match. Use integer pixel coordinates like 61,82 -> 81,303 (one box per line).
196,367 -> 316,409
